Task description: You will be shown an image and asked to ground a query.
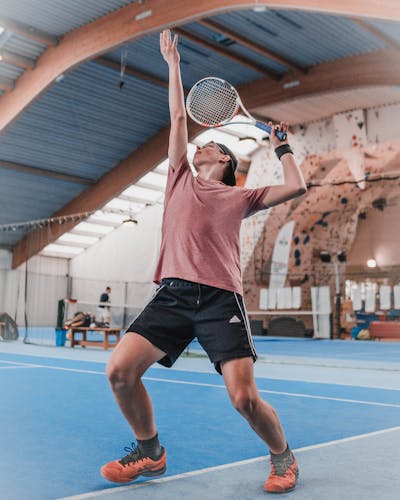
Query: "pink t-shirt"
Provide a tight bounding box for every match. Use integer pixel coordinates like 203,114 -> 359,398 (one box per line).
153,158 -> 270,295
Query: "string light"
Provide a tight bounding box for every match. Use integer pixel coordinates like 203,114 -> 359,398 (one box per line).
307,172 -> 400,188
0,203 -> 161,232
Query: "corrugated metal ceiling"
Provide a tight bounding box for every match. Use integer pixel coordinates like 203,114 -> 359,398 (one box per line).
0,60 -> 170,181
0,0 -> 139,36
210,10 -> 386,66
106,33 -> 263,89
1,2 -> 400,255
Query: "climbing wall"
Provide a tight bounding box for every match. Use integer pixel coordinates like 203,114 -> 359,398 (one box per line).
242,102 -> 400,327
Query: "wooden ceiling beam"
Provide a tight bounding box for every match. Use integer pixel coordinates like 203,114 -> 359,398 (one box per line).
174,27 -> 280,79
0,160 -> 94,185
0,77 -> 14,92
3,0 -> 400,132
239,49 -> 400,110
199,19 -> 305,73
351,18 -> 400,50
0,50 -> 36,70
0,16 -> 58,46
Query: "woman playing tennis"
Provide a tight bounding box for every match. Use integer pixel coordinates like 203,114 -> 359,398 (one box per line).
101,29 -> 307,494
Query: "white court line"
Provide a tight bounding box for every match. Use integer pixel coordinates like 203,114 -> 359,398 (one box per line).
143,376 -> 400,409
1,359 -> 399,408
57,425 -> 400,500
0,365 -> 42,370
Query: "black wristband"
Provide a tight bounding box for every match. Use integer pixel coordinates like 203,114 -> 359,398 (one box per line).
274,144 -> 293,160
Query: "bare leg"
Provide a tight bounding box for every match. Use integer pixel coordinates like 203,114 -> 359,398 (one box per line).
221,357 -> 286,454
106,333 -> 166,440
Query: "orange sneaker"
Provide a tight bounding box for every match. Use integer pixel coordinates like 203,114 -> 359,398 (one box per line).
101,443 -> 166,484
264,450 -> 299,494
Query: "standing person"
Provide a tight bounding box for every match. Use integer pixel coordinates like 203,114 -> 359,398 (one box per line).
97,286 -> 111,326
101,30 -> 307,494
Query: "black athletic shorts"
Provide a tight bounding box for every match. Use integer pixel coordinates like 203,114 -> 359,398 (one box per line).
126,278 -> 257,374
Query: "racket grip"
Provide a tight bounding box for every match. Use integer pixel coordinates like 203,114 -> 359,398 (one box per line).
255,121 -> 287,141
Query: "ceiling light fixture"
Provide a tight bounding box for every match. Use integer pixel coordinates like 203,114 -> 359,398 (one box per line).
283,80 -> 300,90
367,259 -> 377,268
122,217 -> 138,225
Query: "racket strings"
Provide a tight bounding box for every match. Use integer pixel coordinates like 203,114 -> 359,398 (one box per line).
187,78 -> 238,126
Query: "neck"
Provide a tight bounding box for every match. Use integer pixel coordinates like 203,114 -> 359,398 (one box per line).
196,162 -> 224,182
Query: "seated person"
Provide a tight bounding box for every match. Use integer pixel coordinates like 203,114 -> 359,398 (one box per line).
64,311 -> 92,338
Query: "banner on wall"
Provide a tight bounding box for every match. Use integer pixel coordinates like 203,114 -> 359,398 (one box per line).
311,286 -> 331,339
259,287 -> 302,310
351,285 -> 362,311
292,287 -> 302,309
379,285 -> 391,310
365,287 -> 376,312
269,221 -> 295,290
394,285 -> 400,309
259,288 -> 268,310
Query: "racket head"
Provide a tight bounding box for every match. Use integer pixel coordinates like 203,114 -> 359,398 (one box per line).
186,77 -> 240,127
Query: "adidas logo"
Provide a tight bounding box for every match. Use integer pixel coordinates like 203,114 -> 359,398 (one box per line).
229,315 -> 241,324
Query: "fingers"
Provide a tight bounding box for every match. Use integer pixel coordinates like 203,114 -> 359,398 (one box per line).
268,121 -> 289,134
268,121 -> 275,137
160,29 -> 179,56
160,29 -> 171,51
280,121 -> 289,133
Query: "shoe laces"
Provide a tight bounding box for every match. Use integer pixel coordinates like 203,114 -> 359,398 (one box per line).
270,454 -> 293,477
119,442 -> 145,466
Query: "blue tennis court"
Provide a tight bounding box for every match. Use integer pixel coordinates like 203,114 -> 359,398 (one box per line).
0,338 -> 399,500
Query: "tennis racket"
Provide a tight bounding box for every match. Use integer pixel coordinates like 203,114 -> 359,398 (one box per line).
186,77 -> 287,141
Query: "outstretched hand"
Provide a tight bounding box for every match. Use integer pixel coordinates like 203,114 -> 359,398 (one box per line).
268,121 -> 289,148
160,29 -> 180,65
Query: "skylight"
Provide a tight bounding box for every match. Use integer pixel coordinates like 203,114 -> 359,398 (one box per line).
42,244 -> 84,256
88,211 -> 128,225
138,171 -> 167,190
121,185 -> 163,203
73,221 -> 114,235
58,233 -> 99,246
105,198 -> 145,213
153,159 -> 169,175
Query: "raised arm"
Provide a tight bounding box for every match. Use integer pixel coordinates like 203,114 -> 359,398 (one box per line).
262,122 -> 307,207
160,30 -> 188,169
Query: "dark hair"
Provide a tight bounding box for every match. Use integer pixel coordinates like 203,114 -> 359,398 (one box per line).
216,143 -> 238,186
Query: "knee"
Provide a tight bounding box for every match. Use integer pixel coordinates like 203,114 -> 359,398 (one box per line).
230,390 -> 259,418
106,362 -> 137,392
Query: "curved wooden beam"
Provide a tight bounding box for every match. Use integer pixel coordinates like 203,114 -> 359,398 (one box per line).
241,49 -> 400,110
10,48 -> 400,268
2,0 -> 400,133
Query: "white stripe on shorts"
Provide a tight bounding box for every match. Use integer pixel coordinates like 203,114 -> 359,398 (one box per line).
234,292 -> 257,358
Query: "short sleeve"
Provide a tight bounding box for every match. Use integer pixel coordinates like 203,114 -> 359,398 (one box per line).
241,186 -> 270,218
165,157 -> 191,199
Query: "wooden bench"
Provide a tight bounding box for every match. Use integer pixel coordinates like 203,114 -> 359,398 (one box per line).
369,321 -> 400,340
69,327 -> 122,349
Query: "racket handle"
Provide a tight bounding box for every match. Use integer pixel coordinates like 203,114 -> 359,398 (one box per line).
255,121 -> 287,141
